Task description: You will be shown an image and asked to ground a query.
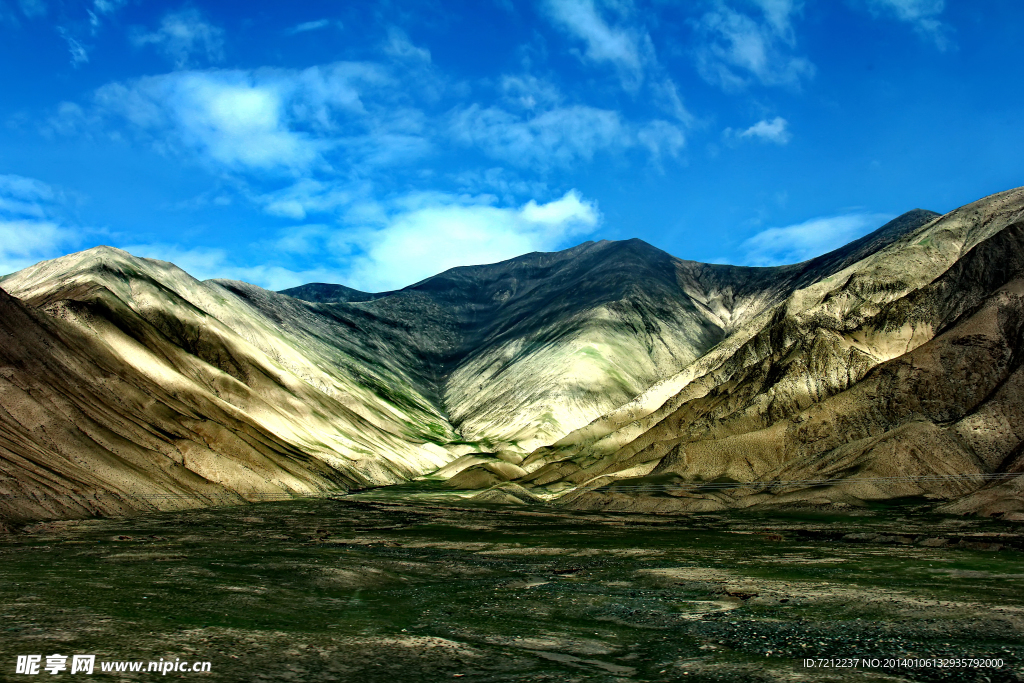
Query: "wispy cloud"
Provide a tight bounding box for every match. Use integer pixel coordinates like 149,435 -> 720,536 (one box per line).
0,175 -> 84,276
383,27 -> 431,63
449,167 -> 551,206
89,0 -> 125,30
451,101 -> 685,171
650,78 -> 693,125
57,56 -> 679,191
18,0 -> 46,19
542,0 -> 653,90
693,0 -> 813,91
25,0 -> 128,66
132,9 -> 225,69
726,116 -> 791,144
740,211 -> 892,266
451,104 -> 626,170
286,19 -> 333,36
499,74 -> 563,111
867,0 -> 949,49
56,27 -> 89,66
256,179 -> 366,220
637,120 -> 686,163
92,0 -> 125,15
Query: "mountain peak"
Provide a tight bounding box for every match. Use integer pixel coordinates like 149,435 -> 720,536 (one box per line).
278,282 -> 384,304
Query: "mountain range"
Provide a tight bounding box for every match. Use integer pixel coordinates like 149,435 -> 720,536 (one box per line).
1,186 -> 1023,522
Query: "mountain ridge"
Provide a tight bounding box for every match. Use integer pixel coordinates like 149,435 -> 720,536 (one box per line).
503,188 -> 1024,516
3,190 -> 1023,522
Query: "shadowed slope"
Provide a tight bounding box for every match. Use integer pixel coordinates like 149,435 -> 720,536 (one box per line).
279,282 -> 387,304
284,216 -> 937,450
516,188 -> 1024,514
0,204 -> 956,521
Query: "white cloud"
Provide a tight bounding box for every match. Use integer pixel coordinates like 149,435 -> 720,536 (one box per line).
345,190 -> 600,291
693,0 -> 813,90
96,73 -> 311,171
57,27 -> 89,66
650,78 -> 693,125
56,38 -> 679,199
867,0 -> 949,49
93,0 -> 125,15
519,190 -> 595,225
89,0 -> 125,29
132,9 -> 225,68
500,74 -> 563,111
450,104 -> 627,170
0,175 -> 81,276
257,180 -> 361,220
729,116 -> 790,144
543,0 -> 652,89
287,19 -> 332,36
118,190 -> 598,292
92,63 -> 395,173
383,27 -> 431,62
637,120 -> 686,161
740,212 -> 893,266
0,220 -> 73,276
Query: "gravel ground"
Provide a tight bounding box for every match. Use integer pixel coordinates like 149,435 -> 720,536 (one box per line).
1,490 -> 1022,682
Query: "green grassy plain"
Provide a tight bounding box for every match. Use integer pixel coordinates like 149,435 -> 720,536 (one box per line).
1,490 -> 1021,682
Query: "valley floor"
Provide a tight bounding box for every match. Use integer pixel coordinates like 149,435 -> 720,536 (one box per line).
1,490 -> 1022,682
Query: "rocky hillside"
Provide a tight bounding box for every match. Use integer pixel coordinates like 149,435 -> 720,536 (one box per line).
286,211 -> 936,451
0,250 -> 453,521
500,188 -> 1024,517
4,186 -> 1024,522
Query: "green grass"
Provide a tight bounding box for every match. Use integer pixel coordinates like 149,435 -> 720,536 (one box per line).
1,498 -> 1021,682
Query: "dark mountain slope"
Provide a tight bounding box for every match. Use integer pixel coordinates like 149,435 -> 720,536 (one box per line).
507,188 -> 1024,515
279,282 -> 387,304
282,215 -> 937,449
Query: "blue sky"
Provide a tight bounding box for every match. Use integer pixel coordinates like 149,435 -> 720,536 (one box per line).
1,0 -> 1021,292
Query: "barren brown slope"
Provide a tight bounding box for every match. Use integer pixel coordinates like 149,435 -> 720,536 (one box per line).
0,286 -> 361,523
0,251 -> 457,522
517,187 -> 1024,513
0,206 -> 945,522
3,248 -> 455,446
283,214 -> 935,451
